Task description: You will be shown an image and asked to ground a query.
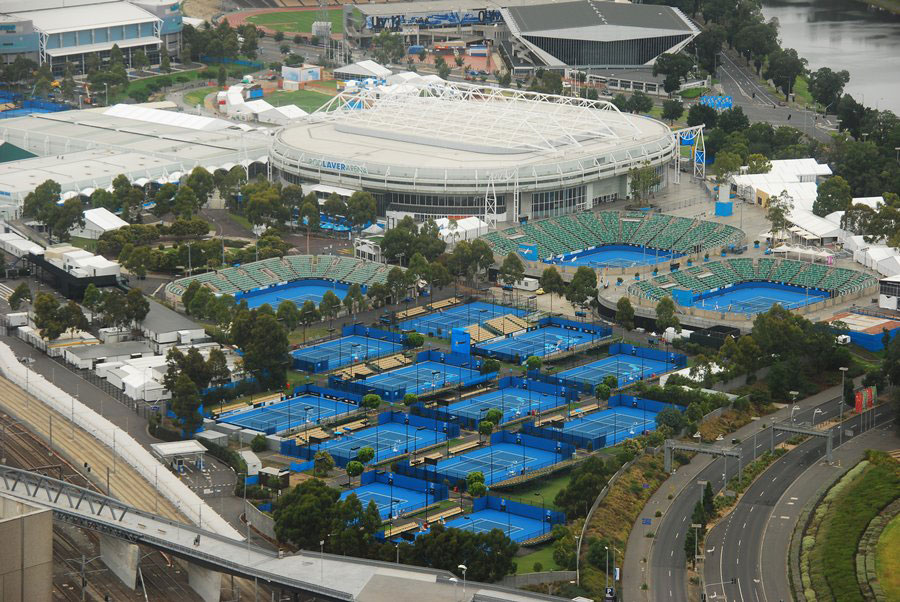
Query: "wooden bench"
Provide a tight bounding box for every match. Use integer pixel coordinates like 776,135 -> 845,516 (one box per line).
295,428 -> 329,445
396,306 -> 427,320
428,506 -> 463,523
336,419 -> 368,434
534,414 -> 564,428
449,440 -> 481,455
251,392 -> 283,407
429,297 -> 460,311
571,403 -> 599,416
409,457 -> 424,466
384,522 -> 420,538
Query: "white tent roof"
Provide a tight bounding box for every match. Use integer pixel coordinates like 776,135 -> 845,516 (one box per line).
83,207 -> 128,232
104,104 -> 231,131
787,208 -> 843,239
851,196 -> 884,210
877,255 -> 900,277
336,60 -> 392,79
270,104 -> 308,119
243,99 -> 275,114
844,235 -> 870,252
866,246 -> 897,264
362,223 -> 384,235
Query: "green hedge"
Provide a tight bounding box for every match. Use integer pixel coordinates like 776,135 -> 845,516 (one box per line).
811,453 -> 900,601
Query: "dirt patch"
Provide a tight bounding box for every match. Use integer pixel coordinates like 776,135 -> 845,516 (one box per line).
181,0 -> 220,21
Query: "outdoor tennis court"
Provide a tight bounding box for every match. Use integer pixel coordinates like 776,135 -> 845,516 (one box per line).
340,481 -> 427,520
239,279 -> 351,309
319,421 -> 448,464
219,395 -> 355,434
438,443 -> 559,485
563,406 -> 658,447
559,353 -> 673,388
399,301 -> 527,338
548,244 -> 682,269
291,334 -> 402,372
475,326 -> 594,359
360,360 -> 481,395
447,386 -> 567,425
692,282 -> 828,314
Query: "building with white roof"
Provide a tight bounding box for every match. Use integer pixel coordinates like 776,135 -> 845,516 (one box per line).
730,158 -> 832,210
0,0 -> 183,75
70,207 -> 129,240
333,60 -> 392,82
0,104 -> 271,212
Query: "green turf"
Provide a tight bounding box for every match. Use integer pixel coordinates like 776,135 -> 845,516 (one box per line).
248,9 -> 343,34
678,87 -> 705,99
516,544 -> 561,573
184,86 -> 218,108
493,471 -> 571,511
266,89 -> 333,112
877,514 -> 900,601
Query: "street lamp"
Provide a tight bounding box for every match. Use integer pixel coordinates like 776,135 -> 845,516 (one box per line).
789,390 -> 799,423
839,367 -> 848,446
605,545 -> 609,589
812,408 -> 823,426
458,564 -> 467,600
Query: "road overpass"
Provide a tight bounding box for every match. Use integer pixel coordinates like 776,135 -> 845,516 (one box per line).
0,464 -> 565,602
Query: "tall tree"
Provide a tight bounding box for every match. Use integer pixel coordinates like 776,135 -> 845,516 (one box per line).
498,252 -> 525,287
276,300 -> 301,332
661,99 -> 684,124
615,296 -> 635,331
808,67 -> 850,111
346,191 -> 376,236
628,162 -> 661,203
171,372 -> 202,433
812,175 -> 852,217
655,296 -> 681,333
565,267 -> 598,309
319,290 -> 342,325
539,266 -> 565,313
764,48 -> 807,100
298,300 -> 320,342
766,191 -> 793,242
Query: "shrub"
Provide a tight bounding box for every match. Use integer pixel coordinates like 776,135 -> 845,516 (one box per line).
250,433 -> 268,453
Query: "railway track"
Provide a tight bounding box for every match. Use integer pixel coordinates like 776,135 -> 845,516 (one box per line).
0,412 -> 202,601
0,377 -> 272,601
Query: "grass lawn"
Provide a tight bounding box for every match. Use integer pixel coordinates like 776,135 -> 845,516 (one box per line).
184,86 -> 218,108
248,9 -> 343,34
227,211 -> 254,233
876,514 -> 900,601
517,544 -> 561,574
678,87 -> 705,99
267,88 -> 334,112
494,471 -> 571,511
792,75 -> 815,106
69,236 -> 98,252
289,325 -> 332,345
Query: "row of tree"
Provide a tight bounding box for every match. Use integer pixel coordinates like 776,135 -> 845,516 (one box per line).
273,478 -> 518,582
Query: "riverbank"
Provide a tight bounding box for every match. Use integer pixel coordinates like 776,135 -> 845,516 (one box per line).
862,0 -> 900,15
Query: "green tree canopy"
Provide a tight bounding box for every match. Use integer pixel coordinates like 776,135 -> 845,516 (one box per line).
812,175 -> 852,217
615,296 -> 635,331
655,296 -> 681,333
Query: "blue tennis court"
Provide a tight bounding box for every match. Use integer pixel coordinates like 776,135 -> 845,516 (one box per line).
475,326 -> 595,359
438,442 -> 560,485
319,421 -> 448,464
692,282 -> 829,314
447,386 -> 567,425
291,335 -> 402,372
239,279 -> 351,309
548,244 -> 682,269
340,481 -> 427,520
219,395 -> 355,434
444,508 -> 550,542
559,353 -> 673,387
399,301 -> 527,338
563,406 -> 658,447
361,360 -> 482,395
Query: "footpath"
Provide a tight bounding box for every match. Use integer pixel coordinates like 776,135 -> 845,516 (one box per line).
622,383 -> 843,602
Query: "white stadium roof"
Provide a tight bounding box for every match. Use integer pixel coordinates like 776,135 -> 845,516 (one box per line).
11,1 -> 159,34
309,81 -> 642,154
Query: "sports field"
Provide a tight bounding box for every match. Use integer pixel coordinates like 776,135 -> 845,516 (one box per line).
247,9 -> 343,34
562,406 -> 658,447
267,89 -> 334,112
443,508 -> 550,543
219,395 -> 354,434
446,386 -> 567,425
399,301 -> 527,338
341,481 -> 428,520
475,325 -> 595,359
237,279 -> 350,309
291,334 -> 402,373
360,360 -> 481,395
548,244 -> 681,269
437,442 -> 560,485
692,281 -> 829,314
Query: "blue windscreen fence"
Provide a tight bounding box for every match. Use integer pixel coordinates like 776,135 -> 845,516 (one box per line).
536,316 -> 613,338
342,324 -> 407,344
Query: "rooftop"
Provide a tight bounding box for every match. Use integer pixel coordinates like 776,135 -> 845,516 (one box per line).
142,300 -> 204,335
66,340 -> 153,360
150,440 -> 207,458
11,1 -> 159,34
506,0 -> 695,36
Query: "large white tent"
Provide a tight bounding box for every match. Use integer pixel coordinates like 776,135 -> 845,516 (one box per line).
877,255 -> 900,277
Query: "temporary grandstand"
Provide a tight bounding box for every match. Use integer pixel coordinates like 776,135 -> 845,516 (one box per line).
165,255 -> 393,303
483,210 -> 744,264
628,258 -> 878,315
271,80 -> 676,225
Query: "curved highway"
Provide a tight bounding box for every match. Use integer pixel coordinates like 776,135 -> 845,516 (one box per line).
703,406 -> 893,602
648,394 -> 844,602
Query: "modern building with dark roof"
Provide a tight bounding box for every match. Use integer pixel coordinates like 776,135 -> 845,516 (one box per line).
343,0 -> 699,72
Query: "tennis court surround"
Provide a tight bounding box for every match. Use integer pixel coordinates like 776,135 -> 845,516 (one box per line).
340,481 -> 428,520
360,360 -> 481,395
547,244 -> 682,269
317,420 -> 448,465
238,279 -> 350,309
399,301 -> 527,338
291,334 -> 402,372
437,442 -> 560,485
475,325 -> 595,360
219,395 -> 356,434
563,406 -> 658,447
691,281 -> 829,314
443,508 -> 546,542
559,354 -> 672,388
447,386 -> 567,425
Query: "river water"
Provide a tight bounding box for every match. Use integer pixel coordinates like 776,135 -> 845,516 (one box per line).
761,0 -> 900,114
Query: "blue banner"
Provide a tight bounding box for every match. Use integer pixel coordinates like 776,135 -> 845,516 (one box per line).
518,243 -> 538,261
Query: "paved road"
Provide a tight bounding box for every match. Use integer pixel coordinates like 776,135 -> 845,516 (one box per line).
645,388 -> 846,602
703,404 -> 895,602
714,50 -> 836,143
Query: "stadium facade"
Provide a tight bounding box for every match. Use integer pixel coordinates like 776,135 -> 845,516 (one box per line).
344,0 -> 699,72
271,80 -> 676,224
0,0 -> 183,74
